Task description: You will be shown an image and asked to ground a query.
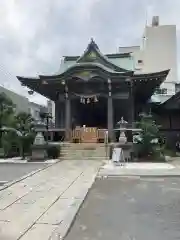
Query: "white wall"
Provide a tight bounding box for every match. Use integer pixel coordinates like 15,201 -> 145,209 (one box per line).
0,85 -> 30,113
119,46 -> 140,54
119,21 -> 178,96
29,102 -> 47,122
142,24 -> 177,94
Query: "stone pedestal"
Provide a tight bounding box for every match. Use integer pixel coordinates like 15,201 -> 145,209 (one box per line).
31,148 -> 47,160
119,131 -> 127,144
30,132 -> 47,161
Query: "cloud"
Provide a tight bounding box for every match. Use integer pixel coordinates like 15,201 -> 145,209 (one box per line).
0,0 -> 179,105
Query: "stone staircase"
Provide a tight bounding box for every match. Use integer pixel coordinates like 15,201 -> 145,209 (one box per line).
60,143 -> 108,161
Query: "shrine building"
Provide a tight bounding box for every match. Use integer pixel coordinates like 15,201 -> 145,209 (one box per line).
17,39 -> 172,143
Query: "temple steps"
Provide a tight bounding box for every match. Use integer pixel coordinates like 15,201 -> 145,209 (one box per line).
60,143 -> 108,161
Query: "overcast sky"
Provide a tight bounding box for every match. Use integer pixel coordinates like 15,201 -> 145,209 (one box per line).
0,0 -> 179,105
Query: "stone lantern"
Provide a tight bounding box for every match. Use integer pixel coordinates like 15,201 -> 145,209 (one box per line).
117,117 -> 128,144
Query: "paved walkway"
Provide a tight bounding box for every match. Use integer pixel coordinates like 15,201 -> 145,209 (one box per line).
0,157 -> 59,164
99,162 -> 180,177
0,160 -> 101,240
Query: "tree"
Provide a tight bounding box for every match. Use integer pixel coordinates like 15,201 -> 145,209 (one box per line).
134,113 -> 163,160
0,93 -> 15,147
14,112 -> 35,159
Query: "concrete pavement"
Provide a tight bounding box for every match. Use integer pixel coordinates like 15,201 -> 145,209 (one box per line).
98,162 -> 180,177
65,177 -> 180,240
0,160 -> 101,240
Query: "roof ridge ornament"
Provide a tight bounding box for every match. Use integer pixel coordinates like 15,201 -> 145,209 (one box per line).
90,38 -> 99,49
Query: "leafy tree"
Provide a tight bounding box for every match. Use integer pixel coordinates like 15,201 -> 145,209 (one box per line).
0,93 -> 15,147
13,112 -> 35,159
134,113 -> 163,160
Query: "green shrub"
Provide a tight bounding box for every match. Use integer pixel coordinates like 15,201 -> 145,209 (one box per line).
1,131 -> 20,158
47,144 -> 60,159
134,113 -> 165,161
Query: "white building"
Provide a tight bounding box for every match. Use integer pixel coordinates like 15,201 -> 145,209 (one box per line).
0,85 -> 30,113
29,101 -> 47,122
120,16 -> 178,97
0,85 -> 47,122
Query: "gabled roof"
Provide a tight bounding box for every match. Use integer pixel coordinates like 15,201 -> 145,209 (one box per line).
160,91 -> 180,109
74,38 -> 131,73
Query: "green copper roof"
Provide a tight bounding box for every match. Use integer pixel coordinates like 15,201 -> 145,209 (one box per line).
58,39 -> 134,74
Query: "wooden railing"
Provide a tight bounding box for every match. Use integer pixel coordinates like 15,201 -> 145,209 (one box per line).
97,129 -> 107,143
71,128 -> 81,143
71,128 -> 107,143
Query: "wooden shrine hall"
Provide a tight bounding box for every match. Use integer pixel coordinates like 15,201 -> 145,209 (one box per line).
17,39 -> 169,143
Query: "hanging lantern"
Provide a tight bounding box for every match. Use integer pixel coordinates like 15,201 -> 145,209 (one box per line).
94,96 -> 98,102
28,90 -> 34,95
42,80 -> 48,85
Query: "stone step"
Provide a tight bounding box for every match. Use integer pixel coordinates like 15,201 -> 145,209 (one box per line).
61,157 -> 105,161
61,151 -> 106,155
61,150 -> 106,154
60,143 -> 109,161
61,152 -> 106,155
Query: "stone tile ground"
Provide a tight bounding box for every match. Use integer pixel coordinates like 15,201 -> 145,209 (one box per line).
0,160 -> 101,240
0,163 -> 48,183
65,177 -> 180,240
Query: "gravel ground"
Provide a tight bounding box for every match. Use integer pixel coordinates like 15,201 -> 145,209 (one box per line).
66,177 -> 180,240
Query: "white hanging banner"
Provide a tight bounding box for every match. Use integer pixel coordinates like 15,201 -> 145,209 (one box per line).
112,148 -> 124,163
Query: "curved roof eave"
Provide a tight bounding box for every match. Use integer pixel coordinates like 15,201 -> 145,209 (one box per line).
38,62 -> 134,80
133,69 -> 170,78
17,76 -> 40,81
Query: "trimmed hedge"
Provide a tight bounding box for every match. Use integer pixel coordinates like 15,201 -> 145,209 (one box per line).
47,144 -> 60,159
31,143 -> 60,159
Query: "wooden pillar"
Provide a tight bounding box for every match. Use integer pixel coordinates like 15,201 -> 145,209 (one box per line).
50,131 -> 53,141
169,113 -> 172,129
65,87 -> 71,141
128,78 -> 134,126
107,78 -> 114,142
55,101 -> 60,128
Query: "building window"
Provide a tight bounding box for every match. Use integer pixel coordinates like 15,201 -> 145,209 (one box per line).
155,87 -> 167,95
138,60 -> 143,64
